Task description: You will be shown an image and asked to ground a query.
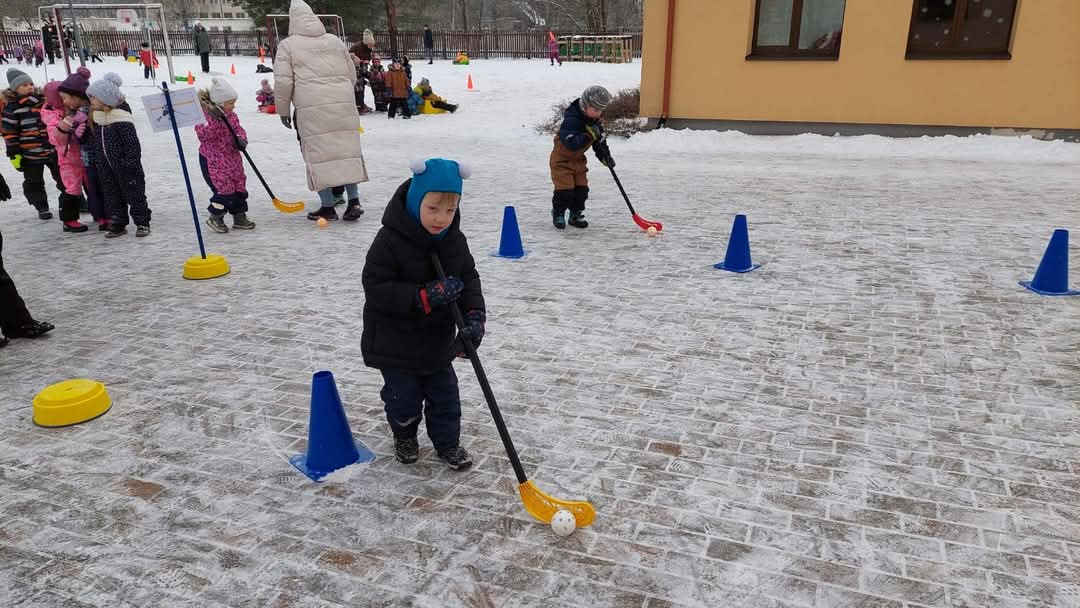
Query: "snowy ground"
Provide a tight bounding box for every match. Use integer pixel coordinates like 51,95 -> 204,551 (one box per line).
2,55 -> 1080,608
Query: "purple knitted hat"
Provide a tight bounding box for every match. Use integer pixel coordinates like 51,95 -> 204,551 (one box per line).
58,66 -> 91,100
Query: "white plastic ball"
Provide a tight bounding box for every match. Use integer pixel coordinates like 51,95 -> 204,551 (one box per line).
550,509 -> 577,537
646,226 -> 658,237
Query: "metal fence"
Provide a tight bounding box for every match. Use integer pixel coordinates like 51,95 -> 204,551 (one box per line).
0,29 -> 641,60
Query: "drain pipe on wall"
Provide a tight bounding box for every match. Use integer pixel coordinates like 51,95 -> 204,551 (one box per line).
658,0 -> 676,128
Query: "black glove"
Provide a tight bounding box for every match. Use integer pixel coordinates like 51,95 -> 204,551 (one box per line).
280,115 -> 292,129
452,309 -> 486,357
418,276 -> 464,312
593,139 -> 615,168
235,137 -> 247,151
0,173 -> 10,201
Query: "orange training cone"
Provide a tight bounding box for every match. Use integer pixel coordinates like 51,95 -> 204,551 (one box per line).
467,74 -> 474,90
230,63 -> 236,75
186,71 -> 194,85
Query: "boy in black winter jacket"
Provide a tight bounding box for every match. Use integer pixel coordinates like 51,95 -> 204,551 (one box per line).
2,68 -> 64,220
549,85 -> 614,230
361,158 -> 484,470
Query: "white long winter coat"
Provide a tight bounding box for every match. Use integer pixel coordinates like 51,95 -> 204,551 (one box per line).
274,0 -> 368,191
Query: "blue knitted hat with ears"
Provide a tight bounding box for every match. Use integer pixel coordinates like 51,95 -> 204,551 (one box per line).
406,158 -> 471,227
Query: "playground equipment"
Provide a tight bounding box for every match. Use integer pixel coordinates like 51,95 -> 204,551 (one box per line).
558,35 -> 633,63
37,3 -> 176,83
265,13 -> 344,59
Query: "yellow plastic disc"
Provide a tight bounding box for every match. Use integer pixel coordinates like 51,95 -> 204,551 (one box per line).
183,254 -> 230,280
33,379 -> 112,427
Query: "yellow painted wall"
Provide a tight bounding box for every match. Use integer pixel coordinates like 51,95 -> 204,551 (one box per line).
640,0 -> 1080,129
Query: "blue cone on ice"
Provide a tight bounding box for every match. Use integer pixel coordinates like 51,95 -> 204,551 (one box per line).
713,214 -> 760,273
290,370 -> 375,481
492,205 -> 526,259
1020,229 -> 1079,296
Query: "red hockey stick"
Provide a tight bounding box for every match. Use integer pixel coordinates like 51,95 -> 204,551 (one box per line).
607,165 -> 662,232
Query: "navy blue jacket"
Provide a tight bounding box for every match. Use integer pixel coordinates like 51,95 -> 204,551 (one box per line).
557,99 -> 602,153
85,102 -> 143,172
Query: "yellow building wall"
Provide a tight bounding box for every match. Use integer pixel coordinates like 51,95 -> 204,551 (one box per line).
640,0 -> 1080,130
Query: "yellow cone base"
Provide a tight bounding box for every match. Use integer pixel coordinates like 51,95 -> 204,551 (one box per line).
183,254 -> 230,280
33,379 -> 112,428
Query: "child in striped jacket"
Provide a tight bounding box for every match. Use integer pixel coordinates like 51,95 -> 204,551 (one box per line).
2,68 -> 64,220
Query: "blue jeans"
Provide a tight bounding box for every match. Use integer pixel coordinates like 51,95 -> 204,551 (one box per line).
317,183 -> 358,207
380,367 -> 461,451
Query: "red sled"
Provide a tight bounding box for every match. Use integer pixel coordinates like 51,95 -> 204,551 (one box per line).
258,105 -> 277,114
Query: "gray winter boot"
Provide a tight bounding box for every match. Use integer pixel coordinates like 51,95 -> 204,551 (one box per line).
232,213 -> 256,230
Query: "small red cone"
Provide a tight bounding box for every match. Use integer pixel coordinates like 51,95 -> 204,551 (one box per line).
230,64 -> 236,75
467,74 -> 474,90
186,71 -> 194,85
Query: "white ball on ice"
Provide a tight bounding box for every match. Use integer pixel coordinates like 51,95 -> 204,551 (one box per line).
550,509 -> 576,537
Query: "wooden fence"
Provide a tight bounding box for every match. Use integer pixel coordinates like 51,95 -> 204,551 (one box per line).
0,29 -> 641,61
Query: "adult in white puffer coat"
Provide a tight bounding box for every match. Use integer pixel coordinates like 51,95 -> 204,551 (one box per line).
275,0 -> 368,221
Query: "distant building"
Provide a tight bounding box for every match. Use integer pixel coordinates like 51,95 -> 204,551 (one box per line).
641,0 -> 1080,140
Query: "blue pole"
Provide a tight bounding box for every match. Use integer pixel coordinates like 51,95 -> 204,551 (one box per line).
161,81 -> 207,259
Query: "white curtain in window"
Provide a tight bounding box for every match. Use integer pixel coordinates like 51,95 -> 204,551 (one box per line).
757,0 -> 794,46
798,0 -> 846,49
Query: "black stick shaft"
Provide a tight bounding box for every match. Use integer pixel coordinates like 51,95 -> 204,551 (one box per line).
219,113 -> 276,199
608,165 -> 638,216
432,254 -> 528,484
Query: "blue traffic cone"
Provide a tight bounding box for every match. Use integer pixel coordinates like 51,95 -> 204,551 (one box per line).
713,214 -> 760,273
290,371 -> 376,481
492,205 -> 526,259
1020,229 -> 1079,296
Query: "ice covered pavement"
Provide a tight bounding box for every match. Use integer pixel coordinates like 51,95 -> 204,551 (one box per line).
2,56 -> 1080,607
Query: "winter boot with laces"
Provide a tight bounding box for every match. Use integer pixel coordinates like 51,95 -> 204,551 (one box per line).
232,213 -> 256,230
342,199 -> 364,221
568,211 -> 588,229
63,220 -> 88,233
438,445 -> 473,471
136,225 -> 151,237
206,214 -> 228,233
105,225 -> 127,239
307,206 -> 338,221
552,209 -> 566,230
394,436 -> 419,464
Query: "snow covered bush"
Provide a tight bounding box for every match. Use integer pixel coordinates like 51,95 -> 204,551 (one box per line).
536,88 -> 645,138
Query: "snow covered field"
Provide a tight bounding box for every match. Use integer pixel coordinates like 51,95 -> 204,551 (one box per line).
2,55 -> 1080,607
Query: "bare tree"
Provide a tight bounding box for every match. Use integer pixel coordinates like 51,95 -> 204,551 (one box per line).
384,0 -> 399,56
5,0 -> 44,29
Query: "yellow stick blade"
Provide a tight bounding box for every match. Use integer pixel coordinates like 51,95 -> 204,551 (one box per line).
519,480 -> 596,527
273,198 -> 305,213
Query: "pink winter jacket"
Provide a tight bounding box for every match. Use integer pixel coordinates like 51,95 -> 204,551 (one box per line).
194,108 -> 247,195
42,106 -> 86,196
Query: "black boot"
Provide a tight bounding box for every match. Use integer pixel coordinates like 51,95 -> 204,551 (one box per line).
342,199 -> 364,221
438,446 -> 473,471
552,209 -> 566,229
307,206 -> 338,221
395,435 -> 419,464
568,211 -> 589,229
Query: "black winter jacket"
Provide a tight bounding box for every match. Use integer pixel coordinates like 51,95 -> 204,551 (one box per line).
558,99 -> 602,153
361,179 -> 484,373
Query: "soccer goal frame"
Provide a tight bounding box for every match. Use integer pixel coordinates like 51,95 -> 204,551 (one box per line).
38,3 -> 176,84
265,13 -> 345,59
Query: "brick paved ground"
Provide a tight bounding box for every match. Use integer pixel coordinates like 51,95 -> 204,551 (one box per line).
2,59 -> 1080,608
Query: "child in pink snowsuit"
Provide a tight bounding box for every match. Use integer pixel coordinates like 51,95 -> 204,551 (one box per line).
41,78 -> 90,232
195,77 -> 254,233
548,34 -> 562,66
256,79 -> 274,111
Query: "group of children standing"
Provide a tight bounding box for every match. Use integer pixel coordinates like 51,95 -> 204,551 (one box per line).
3,67 -> 152,237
